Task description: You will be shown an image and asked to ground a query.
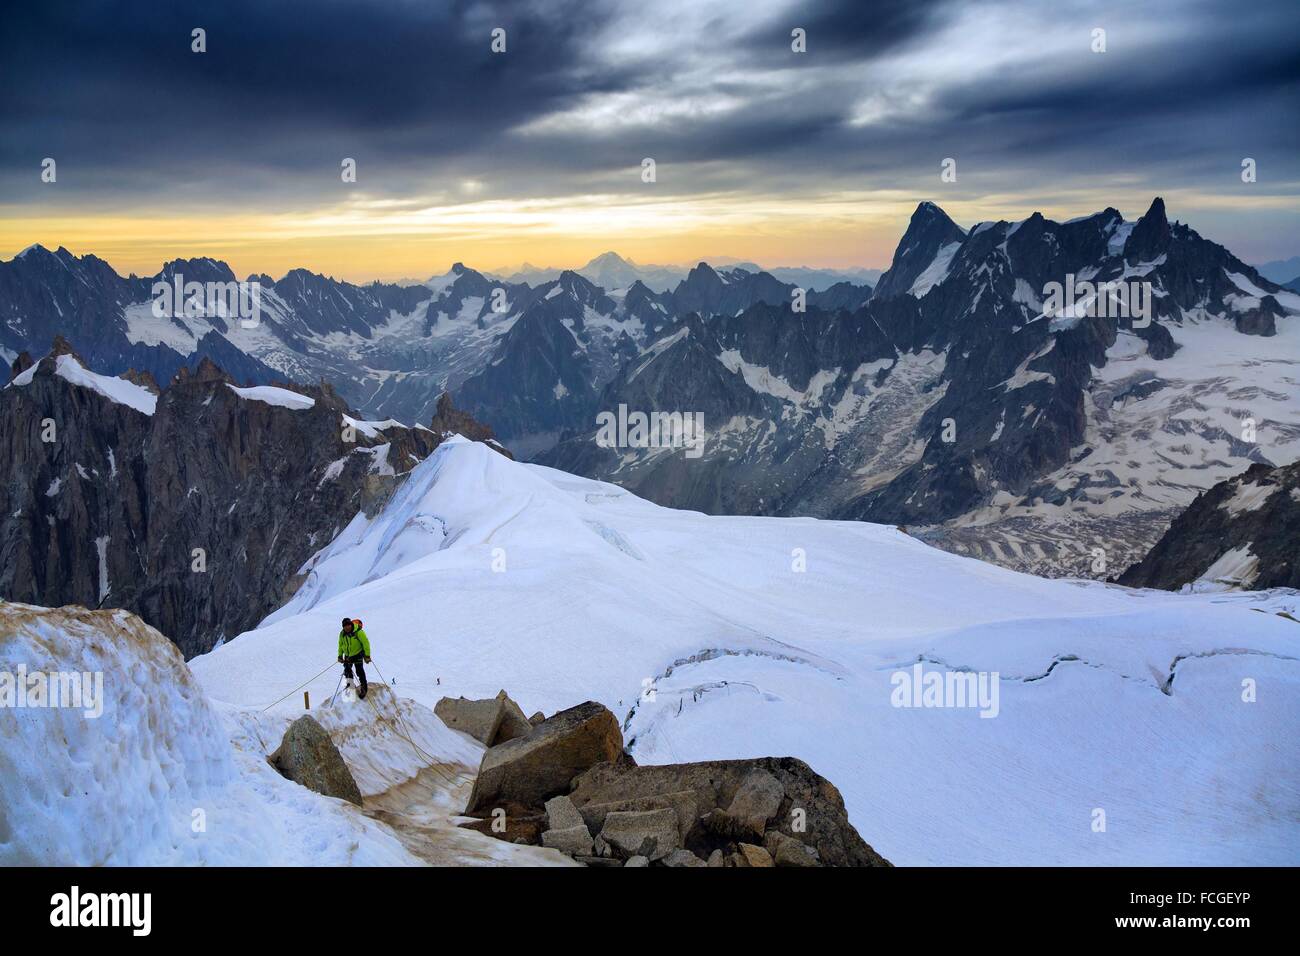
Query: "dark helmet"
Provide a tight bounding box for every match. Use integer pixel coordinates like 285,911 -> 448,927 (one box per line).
342,617 -> 353,629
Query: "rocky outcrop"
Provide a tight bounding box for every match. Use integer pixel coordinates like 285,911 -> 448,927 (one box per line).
269,716 -> 363,806
568,755 -> 890,867
464,701 -> 624,814
1119,461 -> 1300,591
434,689 -> 532,746
459,696 -> 890,867
1233,295 -> 1282,336
0,342 -> 504,657
428,392 -> 513,459
434,695 -> 505,745
494,694 -> 533,744
700,766 -> 785,840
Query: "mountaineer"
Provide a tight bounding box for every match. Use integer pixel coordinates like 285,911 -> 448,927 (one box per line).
337,617 -> 372,699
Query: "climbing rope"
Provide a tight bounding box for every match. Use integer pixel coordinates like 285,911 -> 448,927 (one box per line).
258,660 -> 338,713
254,657 -> 474,793
360,690 -> 470,790
363,660 -> 474,789
328,672 -> 345,708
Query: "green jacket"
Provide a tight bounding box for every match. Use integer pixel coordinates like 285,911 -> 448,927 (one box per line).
338,627 -> 371,659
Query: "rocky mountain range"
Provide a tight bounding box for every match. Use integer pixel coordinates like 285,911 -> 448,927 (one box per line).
541,198 -> 1300,577
0,337 -> 504,656
4,199 -> 1295,581
492,251 -> 882,295
0,246 -> 863,461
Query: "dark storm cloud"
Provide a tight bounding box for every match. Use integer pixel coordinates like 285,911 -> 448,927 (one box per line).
732,0 -> 951,62
0,0 -> 631,198
1,0 -> 1298,212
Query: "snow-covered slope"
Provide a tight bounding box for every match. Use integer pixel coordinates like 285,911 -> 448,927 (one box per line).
0,601 -> 569,866
0,603 -> 418,865
192,438 -> 1300,866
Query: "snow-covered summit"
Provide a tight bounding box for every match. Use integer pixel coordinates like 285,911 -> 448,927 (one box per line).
9,352 -> 158,415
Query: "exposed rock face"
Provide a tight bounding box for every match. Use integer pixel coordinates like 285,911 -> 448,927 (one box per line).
494,692 -> 534,744
1119,461 -> 1300,591
8,243 -> 857,455
539,797 -> 594,857
0,343 -> 503,657
707,767 -> 785,840
869,201 -> 968,300
269,716 -> 363,806
460,696 -> 890,867
464,701 -> 624,814
428,393 -> 512,458
9,350 -> 34,381
457,298 -> 598,455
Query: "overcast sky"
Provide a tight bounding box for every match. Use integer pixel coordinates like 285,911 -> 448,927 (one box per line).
2,0 -> 1296,280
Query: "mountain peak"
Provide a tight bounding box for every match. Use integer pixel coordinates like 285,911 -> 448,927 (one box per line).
49,334 -> 85,362
158,257 -> 236,284
585,251 -> 632,268
558,268 -> 596,289
171,355 -> 234,386
872,202 -> 968,299
910,201 -> 963,233
1126,197 -> 1171,262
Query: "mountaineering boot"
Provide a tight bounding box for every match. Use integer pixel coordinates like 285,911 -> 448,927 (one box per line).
358,683 -> 368,699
